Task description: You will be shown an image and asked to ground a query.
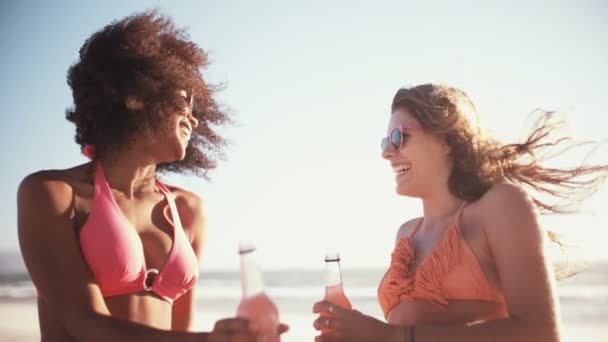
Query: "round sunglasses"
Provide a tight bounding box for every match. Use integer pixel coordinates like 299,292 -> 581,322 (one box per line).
177,89 -> 195,115
381,125 -> 420,152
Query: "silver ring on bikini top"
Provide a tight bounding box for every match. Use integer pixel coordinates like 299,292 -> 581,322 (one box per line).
144,268 -> 160,291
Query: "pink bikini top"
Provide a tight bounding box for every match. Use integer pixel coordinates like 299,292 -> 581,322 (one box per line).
378,204 -> 507,319
79,162 -> 199,304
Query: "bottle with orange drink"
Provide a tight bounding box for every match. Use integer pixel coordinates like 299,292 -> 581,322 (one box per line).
236,244 -> 280,342
321,252 -> 352,334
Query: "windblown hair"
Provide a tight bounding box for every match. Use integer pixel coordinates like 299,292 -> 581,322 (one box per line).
391,84 -> 608,216
65,10 -> 229,177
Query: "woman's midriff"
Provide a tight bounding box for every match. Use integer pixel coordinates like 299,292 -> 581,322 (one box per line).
386,299 -> 509,326
105,292 -> 173,328
38,292 -> 173,342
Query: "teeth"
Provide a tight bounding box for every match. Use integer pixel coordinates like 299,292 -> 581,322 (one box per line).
180,122 -> 192,135
392,164 -> 411,173
181,128 -> 191,139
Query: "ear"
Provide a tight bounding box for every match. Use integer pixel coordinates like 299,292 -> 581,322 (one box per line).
125,96 -> 144,111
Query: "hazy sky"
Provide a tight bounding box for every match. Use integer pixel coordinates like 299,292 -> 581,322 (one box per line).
1,0 -> 607,270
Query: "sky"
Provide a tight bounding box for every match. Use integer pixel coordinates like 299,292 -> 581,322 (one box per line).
1,0 -> 607,271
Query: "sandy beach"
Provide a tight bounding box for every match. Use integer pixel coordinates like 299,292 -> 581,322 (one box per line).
1,295 -> 607,342
2,262 -> 607,341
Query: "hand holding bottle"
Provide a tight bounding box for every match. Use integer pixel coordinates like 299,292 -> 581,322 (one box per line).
319,253 -> 352,335
207,317 -> 257,342
312,302 -> 399,342
236,244 -> 288,342
207,317 -> 289,342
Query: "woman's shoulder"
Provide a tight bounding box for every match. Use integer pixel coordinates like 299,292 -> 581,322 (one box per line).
395,217 -> 422,243
21,163 -> 91,184
18,164 -> 91,203
17,167 -> 91,225
163,185 -> 204,212
466,182 -> 539,236
471,183 -> 535,215
161,184 -> 205,234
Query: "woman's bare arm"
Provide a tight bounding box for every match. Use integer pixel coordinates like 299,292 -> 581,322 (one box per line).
402,183 -> 561,342
17,172 -> 208,342
172,190 -> 207,331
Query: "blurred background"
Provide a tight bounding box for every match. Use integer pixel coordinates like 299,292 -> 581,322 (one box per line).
1,0 -> 606,341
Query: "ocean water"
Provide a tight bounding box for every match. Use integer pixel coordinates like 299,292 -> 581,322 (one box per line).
2,245 -> 608,339
1,264 -> 607,341
2,265 -> 607,312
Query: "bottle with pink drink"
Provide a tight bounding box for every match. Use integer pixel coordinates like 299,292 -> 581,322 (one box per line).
236,244 -> 280,342
321,253 -> 352,334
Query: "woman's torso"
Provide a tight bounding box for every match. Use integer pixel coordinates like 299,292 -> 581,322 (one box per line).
379,201 -> 509,326
37,163 -> 192,340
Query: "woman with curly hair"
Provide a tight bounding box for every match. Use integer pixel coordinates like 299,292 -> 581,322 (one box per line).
313,84 -> 608,342
17,10 -> 286,342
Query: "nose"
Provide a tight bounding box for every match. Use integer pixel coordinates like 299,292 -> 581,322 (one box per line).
188,113 -> 199,128
381,142 -> 395,160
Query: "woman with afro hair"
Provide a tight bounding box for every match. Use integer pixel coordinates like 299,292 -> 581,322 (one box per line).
17,10 -> 286,342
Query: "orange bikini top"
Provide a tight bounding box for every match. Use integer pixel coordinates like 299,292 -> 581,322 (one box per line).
378,204 -> 506,318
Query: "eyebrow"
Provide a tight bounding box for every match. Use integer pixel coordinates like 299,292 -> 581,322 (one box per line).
400,124 -> 420,130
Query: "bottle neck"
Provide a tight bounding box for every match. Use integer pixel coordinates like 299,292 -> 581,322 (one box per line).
325,259 -> 344,287
239,249 -> 265,298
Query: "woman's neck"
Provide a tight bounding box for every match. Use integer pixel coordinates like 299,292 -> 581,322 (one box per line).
97,146 -> 160,198
420,187 -> 464,232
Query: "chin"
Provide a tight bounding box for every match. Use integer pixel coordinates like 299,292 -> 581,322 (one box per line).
395,183 -> 421,198
175,145 -> 187,159
172,140 -> 188,161
157,146 -> 186,164
174,150 -> 187,162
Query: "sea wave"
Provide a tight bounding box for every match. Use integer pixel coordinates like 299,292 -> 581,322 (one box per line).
2,280 -> 607,303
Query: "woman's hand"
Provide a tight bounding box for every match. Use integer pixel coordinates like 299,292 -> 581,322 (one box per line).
208,318 -> 256,342
208,318 -> 289,342
312,301 -> 404,342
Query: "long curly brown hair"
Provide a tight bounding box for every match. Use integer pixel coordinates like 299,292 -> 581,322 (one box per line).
65,10 -> 229,177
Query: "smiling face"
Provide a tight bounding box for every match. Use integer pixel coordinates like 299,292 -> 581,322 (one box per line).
174,89 -> 197,149
140,89 -> 199,163
382,107 -> 453,198
168,89 -> 198,160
